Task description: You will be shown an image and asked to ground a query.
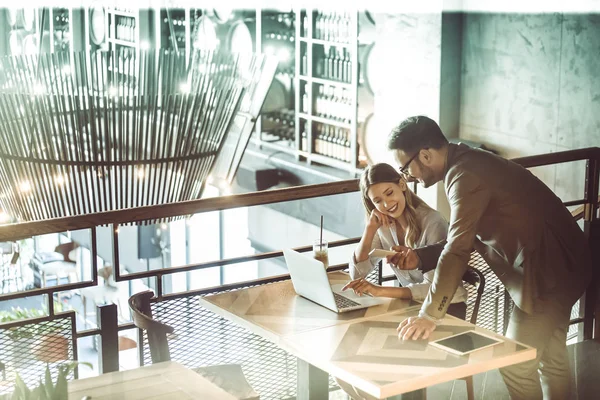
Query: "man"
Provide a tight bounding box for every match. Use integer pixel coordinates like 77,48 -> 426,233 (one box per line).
386,115 -> 592,399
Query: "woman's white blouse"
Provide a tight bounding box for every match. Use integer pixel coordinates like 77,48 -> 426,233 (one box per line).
349,206 -> 468,304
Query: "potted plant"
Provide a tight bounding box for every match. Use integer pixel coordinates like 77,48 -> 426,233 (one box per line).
1,361 -> 92,400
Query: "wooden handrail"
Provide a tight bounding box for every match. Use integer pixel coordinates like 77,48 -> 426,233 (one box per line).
511,147 -> 600,168
572,196 -> 600,221
0,180 -> 359,241
0,147 -> 598,242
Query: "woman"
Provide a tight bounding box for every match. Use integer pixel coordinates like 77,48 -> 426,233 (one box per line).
344,163 -> 468,315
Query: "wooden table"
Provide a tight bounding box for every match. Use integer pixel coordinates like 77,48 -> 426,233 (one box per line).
199,271 -> 536,399
68,361 -> 237,400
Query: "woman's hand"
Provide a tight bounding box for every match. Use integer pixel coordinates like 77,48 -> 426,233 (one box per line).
342,278 -> 381,297
367,209 -> 392,230
386,245 -> 420,270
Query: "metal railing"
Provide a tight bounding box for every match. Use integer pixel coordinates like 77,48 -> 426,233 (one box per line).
1,147 -> 599,398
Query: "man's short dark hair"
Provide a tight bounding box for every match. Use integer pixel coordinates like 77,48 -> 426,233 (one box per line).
387,116 -> 449,154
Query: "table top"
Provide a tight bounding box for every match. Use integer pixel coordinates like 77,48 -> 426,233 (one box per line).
199,271 -> 417,343
282,307 -> 534,398
68,361 -> 237,400
200,271 -> 536,399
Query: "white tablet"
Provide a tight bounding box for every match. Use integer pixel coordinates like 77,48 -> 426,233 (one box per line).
368,248 -> 396,258
429,330 -> 504,356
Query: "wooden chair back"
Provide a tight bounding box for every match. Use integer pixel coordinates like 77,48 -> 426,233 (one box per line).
54,242 -> 78,263
128,291 -> 174,363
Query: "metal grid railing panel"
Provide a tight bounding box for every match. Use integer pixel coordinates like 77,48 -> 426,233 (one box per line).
145,297 -> 298,399
568,301 -> 581,340
0,313 -> 75,395
380,251 -> 511,334
467,251 -> 581,339
142,278 -> 350,400
365,266 -> 380,285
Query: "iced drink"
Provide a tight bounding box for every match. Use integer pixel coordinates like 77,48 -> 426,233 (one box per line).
313,239 -> 329,269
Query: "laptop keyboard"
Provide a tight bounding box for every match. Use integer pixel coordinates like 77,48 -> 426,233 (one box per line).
334,292 -> 361,309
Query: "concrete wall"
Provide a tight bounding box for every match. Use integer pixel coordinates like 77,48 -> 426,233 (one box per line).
440,12 -> 463,140
367,13 -> 447,212
459,13 -> 600,200
360,11 -> 599,214
371,12 -> 443,153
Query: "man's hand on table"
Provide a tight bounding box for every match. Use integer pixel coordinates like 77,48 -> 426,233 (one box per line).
386,245 -> 420,270
397,316 -> 437,340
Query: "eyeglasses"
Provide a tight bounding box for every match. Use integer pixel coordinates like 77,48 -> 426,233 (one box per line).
399,150 -> 420,179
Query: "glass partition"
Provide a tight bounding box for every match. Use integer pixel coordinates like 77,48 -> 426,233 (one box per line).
1,229 -> 96,297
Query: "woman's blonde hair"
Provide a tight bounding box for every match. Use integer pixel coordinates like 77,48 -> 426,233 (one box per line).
360,163 -> 431,248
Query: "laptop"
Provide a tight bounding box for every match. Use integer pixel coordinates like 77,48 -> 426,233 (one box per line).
283,248 -> 386,313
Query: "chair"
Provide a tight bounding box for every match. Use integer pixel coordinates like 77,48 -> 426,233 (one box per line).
462,267 -> 485,326
80,265 -> 127,328
458,267 -> 486,400
1,242 -> 22,294
29,241 -> 79,289
129,291 -> 259,400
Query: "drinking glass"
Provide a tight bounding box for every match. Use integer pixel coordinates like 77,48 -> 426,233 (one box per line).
313,239 -> 329,269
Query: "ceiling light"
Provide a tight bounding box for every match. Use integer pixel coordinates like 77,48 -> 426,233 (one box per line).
0,50 -> 277,223
19,181 -> 32,193
179,82 -> 191,93
55,175 -> 67,185
277,48 -> 290,62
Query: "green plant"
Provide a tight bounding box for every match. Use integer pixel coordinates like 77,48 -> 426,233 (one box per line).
0,308 -> 45,341
0,302 -> 68,341
9,361 -> 92,400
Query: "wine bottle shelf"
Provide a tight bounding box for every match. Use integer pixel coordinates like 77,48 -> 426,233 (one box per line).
110,38 -> 137,47
303,38 -> 353,48
110,9 -> 137,18
86,6 -> 365,174
298,76 -> 353,90
298,113 -> 352,130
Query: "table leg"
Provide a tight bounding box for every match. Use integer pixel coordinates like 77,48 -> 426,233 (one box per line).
296,358 -> 329,400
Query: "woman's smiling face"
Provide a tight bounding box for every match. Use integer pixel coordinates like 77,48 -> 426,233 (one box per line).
367,180 -> 407,219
